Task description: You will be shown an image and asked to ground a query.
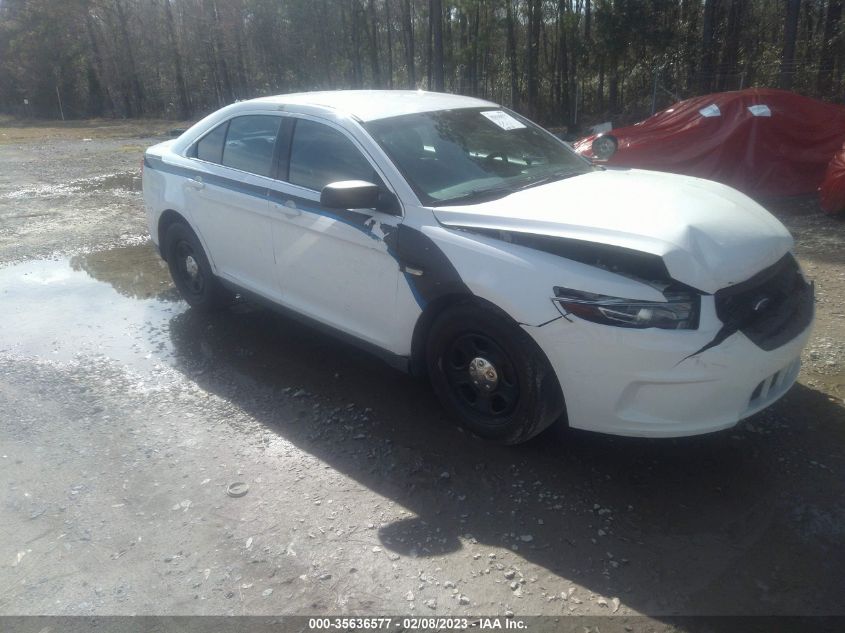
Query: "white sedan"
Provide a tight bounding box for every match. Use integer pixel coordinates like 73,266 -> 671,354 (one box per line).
142,90 -> 813,443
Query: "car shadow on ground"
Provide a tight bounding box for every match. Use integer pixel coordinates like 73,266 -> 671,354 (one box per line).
166,302 -> 845,617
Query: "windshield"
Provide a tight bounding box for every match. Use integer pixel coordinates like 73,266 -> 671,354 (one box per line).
365,107 -> 593,206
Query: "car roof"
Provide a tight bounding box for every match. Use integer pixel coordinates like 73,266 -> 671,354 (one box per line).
246,90 -> 500,122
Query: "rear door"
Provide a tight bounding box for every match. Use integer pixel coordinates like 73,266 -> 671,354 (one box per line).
184,114 -> 282,300
268,116 -> 403,351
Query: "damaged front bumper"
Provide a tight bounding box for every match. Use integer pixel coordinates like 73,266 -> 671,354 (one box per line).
524,291 -> 813,438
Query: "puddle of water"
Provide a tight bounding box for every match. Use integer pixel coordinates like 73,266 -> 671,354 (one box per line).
0,243 -> 185,368
69,244 -> 176,300
0,241 -> 410,409
2,172 -> 141,200
79,172 -> 142,193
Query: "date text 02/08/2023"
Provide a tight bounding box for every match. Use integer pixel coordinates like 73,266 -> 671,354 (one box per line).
307,617 -> 528,630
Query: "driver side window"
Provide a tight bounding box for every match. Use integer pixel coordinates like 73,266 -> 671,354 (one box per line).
288,119 -> 382,192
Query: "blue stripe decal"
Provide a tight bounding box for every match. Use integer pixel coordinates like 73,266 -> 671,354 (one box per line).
145,154 -> 425,309
403,272 -> 428,309
146,155 -> 269,202
265,188 -> 380,242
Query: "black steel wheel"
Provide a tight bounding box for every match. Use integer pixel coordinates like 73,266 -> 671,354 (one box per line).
444,332 -> 520,419
164,221 -> 232,311
173,239 -> 206,297
426,303 -> 565,444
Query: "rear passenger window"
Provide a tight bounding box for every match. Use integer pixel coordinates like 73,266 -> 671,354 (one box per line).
195,122 -> 228,163
221,115 -> 281,177
289,119 -> 379,191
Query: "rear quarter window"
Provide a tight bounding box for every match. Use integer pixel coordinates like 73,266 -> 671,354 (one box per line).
195,122 -> 228,163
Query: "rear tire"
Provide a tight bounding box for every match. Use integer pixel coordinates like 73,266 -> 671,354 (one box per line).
164,221 -> 232,311
425,303 -> 564,444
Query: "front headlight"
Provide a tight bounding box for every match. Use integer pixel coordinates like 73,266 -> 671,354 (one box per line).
553,287 -> 700,330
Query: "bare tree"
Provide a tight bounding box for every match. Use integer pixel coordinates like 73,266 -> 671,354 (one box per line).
780,0 -> 802,89
401,0 -> 415,87
718,0 -> 744,91
431,0 -> 444,91
699,0 -> 720,93
113,0 -> 145,115
84,3 -> 115,116
160,0 -> 190,118
526,0 -> 541,118
4,0 -> 845,125
506,0 -> 519,108
818,0 -> 843,94
385,0 -> 393,89
367,0 -> 382,86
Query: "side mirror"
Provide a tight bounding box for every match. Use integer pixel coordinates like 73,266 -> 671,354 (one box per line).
320,180 -> 381,209
591,134 -> 618,160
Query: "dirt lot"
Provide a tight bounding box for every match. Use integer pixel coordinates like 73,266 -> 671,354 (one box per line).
1,120 -> 844,627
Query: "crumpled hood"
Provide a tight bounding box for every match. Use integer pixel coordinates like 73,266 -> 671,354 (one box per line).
432,168 -> 794,293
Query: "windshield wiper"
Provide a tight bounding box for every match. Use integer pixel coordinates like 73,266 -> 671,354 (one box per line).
517,170 -> 584,191
436,185 -> 518,206
434,170 -> 585,205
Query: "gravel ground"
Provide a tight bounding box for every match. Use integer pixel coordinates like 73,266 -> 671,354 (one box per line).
1,123 -> 844,626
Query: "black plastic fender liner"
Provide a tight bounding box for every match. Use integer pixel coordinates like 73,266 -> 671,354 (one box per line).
384,224 -> 489,376
384,224 -> 473,308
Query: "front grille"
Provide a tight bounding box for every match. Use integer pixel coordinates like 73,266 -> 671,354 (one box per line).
714,254 -> 813,351
748,359 -> 801,409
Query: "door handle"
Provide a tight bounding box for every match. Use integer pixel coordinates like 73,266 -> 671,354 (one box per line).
186,177 -> 204,191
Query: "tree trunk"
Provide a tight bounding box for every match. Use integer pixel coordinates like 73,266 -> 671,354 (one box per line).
567,9 -> 577,126
206,0 -> 234,102
426,0 -> 433,88
526,0 -> 541,118
471,3 -> 480,95
609,72 -> 618,114
718,0 -> 743,91
431,0 -> 444,91
481,3 -> 491,97
445,1 -> 454,90
584,0 -> 591,42
317,0 -> 334,86
556,0 -> 568,120
459,10 -> 468,92
84,7 -> 115,117
162,0 -> 191,118
506,0 -> 519,108
682,0 -> 700,93
596,57 -> 604,113
352,1 -> 364,88
780,0 -> 801,89
385,0 -> 394,88
114,0 -> 145,115
231,1 -> 249,96
367,0 -> 382,86
699,0 -> 720,93
818,0 -> 843,95
401,0 -> 415,87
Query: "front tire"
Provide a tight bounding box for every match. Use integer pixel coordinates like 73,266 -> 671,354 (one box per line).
425,303 -> 564,444
164,221 -> 232,311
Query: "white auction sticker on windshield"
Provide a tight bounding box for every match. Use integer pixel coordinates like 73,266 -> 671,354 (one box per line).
481,110 -> 526,130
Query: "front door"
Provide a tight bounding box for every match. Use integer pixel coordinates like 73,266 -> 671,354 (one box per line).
268,117 -> 402,352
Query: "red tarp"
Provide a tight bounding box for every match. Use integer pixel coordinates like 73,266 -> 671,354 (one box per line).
820,144 -> 845,215
573,88 -> 845,198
